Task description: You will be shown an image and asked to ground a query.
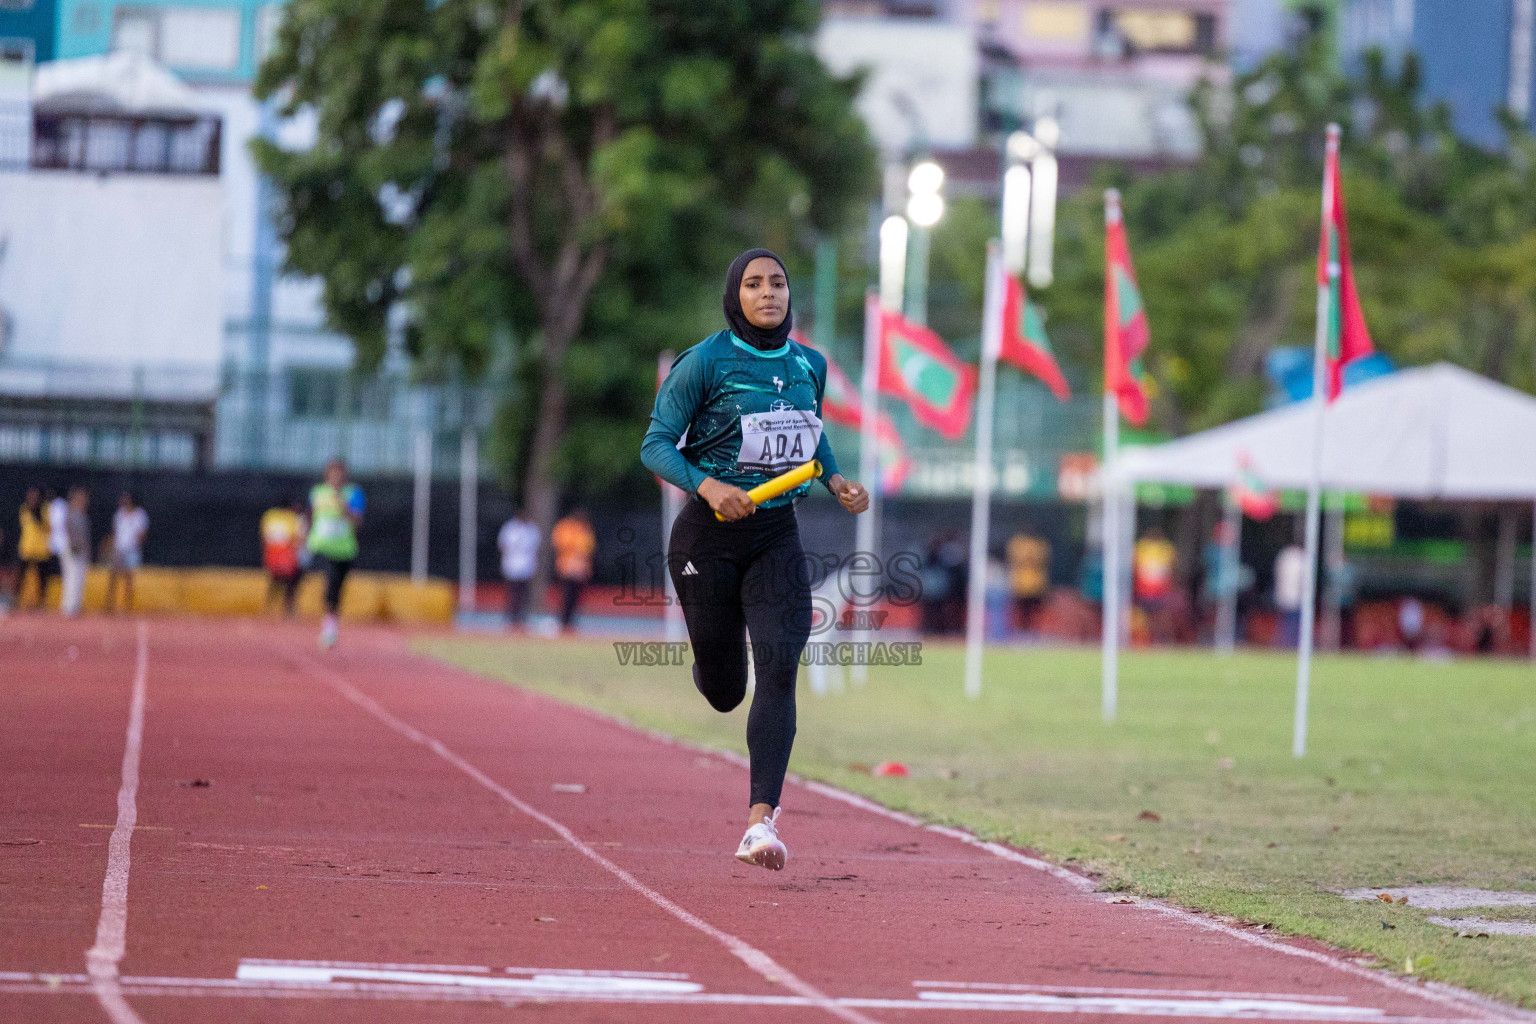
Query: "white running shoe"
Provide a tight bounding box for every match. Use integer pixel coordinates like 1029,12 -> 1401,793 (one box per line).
319,616 -> 338,650
734,807 -> 787,871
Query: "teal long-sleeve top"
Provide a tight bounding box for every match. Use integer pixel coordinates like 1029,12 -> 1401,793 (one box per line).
642,330 -> 841,508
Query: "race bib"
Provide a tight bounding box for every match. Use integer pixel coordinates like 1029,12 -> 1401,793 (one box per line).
737,408 -> 822,474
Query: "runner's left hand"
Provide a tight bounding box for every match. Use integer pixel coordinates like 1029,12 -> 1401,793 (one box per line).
828,475 -> 869,515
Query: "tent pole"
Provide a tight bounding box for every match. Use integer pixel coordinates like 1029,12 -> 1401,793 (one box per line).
1216,496 -> 1241,655
964,245 -> 1004,699
1102,390 -> 1120,723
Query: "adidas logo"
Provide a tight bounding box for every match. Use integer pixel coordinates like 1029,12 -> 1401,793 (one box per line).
681,561 -> 699,576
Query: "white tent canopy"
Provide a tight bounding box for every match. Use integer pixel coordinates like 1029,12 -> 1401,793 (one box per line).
1117,362 -> 1536,500
33,52 -> 212,117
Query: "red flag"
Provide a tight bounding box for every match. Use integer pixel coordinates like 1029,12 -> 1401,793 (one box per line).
792,331 -> 861,428
1000,273 -> 1070,401
793,330 -> 911,494
877,310 -> 977,440
875,414 -> 912,494
1317,129 -> 1374,402
1105,191 -> 1150,426
1228,454 -> 1279,521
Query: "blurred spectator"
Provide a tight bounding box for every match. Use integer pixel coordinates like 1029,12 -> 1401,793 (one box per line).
309,459 -> 365,649
1006,531 -> 1050,633
920,534 -> 952,634
1273,541 -> 1306,646
1398,597 -> 1425,652
104,492 -> 148,614
1133,527 -> 1176,642
47,487 -> 69,581
61,488 -> 91,617
498,508 -> 540,629
261,497 -> 307,616
940,532 -> 969,634
551,509 -> 596,633
15,488 -> 53,611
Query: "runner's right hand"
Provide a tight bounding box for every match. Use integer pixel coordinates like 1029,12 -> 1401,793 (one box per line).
698,478 -> 755,521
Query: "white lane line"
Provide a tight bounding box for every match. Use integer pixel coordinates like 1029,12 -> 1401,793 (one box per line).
84,620 -> 150,1024
291,652 -> 882,1024
915,990 -> 1383,1019
239,958 -> 491,974
235,963 -> 702,995
494,685 -> 1529,1023
915,981 -> 1351,1004
0,973 -> 1493,1022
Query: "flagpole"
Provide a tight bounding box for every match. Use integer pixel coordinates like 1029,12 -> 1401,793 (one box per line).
965,244 -> 1005,699
854,289 -> 882,685
1295,123 -> 1340,760
1216,494 -> 1241,656
1101,190 -> 1123,724
1102,391 -> 1120,722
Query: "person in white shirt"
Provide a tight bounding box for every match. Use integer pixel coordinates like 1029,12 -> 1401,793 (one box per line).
1273,542 -> 1306,647
498,510 -> 540,629
59,488 -> 90,617
47,490 -> 69,561
105,492 -> 148,614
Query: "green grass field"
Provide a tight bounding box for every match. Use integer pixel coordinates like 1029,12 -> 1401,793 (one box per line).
416,636 -> 1536,1007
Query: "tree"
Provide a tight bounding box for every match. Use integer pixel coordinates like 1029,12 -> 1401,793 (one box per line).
254,0 -> 875,562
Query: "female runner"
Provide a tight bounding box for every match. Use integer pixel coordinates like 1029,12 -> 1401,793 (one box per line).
641,248 -> 868,871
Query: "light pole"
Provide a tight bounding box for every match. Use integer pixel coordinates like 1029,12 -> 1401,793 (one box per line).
1007,117 -> 1059,290
903,160 -> 946,325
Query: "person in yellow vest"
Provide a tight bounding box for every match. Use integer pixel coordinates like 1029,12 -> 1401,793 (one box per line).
309,459 -> 365,649
1133,527 -> 1178,643
14,488 -> 54,611
550,509 -> 596,633
1005,531 -> 1051,634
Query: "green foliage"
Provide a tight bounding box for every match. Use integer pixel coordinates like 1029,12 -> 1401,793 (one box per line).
254,0 -> 876,497
1041,36 -> 1536,431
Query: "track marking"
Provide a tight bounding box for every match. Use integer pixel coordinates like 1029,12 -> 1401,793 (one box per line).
915,981 -> 1352,1003
454,668 -> 1528,1023
84,620 -> 150,1024
291,651 -> 882,1024
0,970 -> 1491,1022
235,962 -> 702,995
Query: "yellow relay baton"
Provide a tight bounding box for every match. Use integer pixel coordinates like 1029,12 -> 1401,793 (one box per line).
715,460 -> 821,521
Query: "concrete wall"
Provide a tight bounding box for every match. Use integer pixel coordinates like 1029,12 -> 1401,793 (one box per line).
0,169 -> 224,370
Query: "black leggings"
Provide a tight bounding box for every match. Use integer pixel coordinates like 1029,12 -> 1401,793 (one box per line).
318,557 -> 352,614
668,498 -> 813,808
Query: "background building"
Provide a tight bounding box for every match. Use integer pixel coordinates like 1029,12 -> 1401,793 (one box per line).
0,0 -> 492,477
1341,0 -> 1536,148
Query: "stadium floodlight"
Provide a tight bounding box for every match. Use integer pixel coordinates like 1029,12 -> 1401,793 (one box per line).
1026,147 -> 1058,289
879,214 -> 909,313
907,160 -> 945,197
907,191 -> 945,228
1001,163 -> 1031,277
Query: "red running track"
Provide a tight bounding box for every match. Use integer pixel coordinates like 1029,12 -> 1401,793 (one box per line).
0,616 -> 1524,1023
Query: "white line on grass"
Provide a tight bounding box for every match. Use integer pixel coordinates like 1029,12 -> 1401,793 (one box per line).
85,620 -> 150,1024
291,651 -> 883,1024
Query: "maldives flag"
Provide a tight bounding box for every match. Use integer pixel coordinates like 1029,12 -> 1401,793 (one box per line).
791,331 -> 861,428
792,331 -> 911,494
875,415 -> 912,494
1228,456 -> 1279,521
877,310 -> 977,440
1000,273 -> 1070,401
1105,192 -> 1150,426
1317,130 -> 1374,402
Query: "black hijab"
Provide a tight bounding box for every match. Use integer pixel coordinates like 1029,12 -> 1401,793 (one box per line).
723,248 -> 793,350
